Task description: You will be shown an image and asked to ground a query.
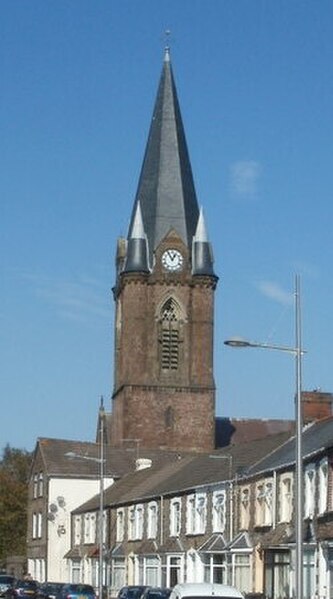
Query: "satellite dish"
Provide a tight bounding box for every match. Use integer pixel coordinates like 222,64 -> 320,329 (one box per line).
49,503 -> 58,513
57,496 -> 66,508
47,513 -> 55,521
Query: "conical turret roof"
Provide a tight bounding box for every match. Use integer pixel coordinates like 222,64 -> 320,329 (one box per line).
128,49 -> 200,264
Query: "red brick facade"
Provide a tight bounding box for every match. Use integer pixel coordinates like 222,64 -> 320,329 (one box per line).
111,232 -> 217,452
302,390 -> 333,423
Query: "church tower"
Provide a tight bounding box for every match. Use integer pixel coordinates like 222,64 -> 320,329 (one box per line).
111,49 -> 218,452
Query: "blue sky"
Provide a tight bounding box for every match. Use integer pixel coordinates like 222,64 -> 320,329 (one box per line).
2,1 -> 333,451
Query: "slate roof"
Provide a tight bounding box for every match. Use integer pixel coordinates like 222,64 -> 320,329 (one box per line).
128,48 -> 200,263
35,437 -> 191,479
215,417 -> 294,447
72,431 -> 292,513
247,415 -> 333,476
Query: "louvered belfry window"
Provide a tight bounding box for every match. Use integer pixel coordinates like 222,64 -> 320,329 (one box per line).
160,298 -> 179,370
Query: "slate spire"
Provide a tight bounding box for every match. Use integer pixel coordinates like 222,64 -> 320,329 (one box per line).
192,207 -> 215,276
128,48 -> 200,264
123,201 -> 149,273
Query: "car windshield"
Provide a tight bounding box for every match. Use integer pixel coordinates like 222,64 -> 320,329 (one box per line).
42,584 -> 63,592
17,582 -> 38,589
0,577 -> 15,584
182,596 -> 239,599
126,589 -> 146,599
67,586 -> 94,594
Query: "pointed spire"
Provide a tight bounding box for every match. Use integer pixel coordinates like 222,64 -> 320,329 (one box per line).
193,207 -> 208,243
192,208 -> 216,277
128,51 -> 200,265
130,200 -> 145,239
123,202 -> 150,274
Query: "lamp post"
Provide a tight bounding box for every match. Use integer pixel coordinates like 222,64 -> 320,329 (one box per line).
98,397 -> 105,599
66,397 -> 105,599
224,275 -> 304,599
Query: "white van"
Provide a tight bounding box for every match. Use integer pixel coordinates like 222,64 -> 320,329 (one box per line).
169,583 -> 244,599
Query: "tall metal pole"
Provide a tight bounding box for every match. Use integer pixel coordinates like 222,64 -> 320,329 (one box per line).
295,275 -> 303,599
224,275 -> 304,597
99,397 -> 105,599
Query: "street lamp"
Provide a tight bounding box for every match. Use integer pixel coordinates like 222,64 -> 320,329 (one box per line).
224,275 -> 304,599
66,397 -> 105,599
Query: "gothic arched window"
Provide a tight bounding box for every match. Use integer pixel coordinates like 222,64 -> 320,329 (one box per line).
160,298 -> 180,371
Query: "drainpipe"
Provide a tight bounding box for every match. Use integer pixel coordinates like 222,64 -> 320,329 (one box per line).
229,480 -> 234,543
273,471 -> 277,529
160,496 -> 163,546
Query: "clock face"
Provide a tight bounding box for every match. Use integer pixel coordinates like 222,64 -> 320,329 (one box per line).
161,249 -> 184,272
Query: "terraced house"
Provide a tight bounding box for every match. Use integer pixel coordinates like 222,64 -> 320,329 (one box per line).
66,417 -> 333,598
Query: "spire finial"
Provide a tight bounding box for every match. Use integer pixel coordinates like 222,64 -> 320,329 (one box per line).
164,29 -> 171,61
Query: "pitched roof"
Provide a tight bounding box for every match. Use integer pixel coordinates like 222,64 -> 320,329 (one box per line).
215,417 -> 294,447
128,48 -> 200,262
35,437 -> 191,479
247,415 -> 333,476
73,432 -> 292,512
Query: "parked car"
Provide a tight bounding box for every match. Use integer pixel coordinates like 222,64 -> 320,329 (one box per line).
140,588 -> 172,599
117,587 -> 150,599
4,580 -> 39,599
37,583 -> 65,599
58,585 -> 96,599
0,576 -> 16,598
169,583 -> 244,599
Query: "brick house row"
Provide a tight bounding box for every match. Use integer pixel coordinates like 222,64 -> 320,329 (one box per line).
60,416 -> 333,599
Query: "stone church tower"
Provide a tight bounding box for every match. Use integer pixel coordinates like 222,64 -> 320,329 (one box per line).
111,49 -> 218,452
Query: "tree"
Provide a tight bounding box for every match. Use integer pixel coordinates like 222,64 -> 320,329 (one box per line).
0,445 -> 32,563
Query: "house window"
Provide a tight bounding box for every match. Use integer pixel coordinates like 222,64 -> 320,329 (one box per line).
136,504 -> 144,539
74,515 -> 82,545
33,474 -> 38,499
186,493 -> 207,535
71,559 -> 81,583
264,550 -> 290,599
186,495 -> 196,534
38,472 -> 44,497
303,549 -> 315,599
128,506 -> 135,540
159,298 -> 180,371
279,474 -> 292,522
233,553 -> 251,595
212,491 -> 226,533
144,556 -> 160,586
37,512 -> 42,538
112,557 -> 126,594
170,498 -> 181,536
128,505 -> 143,540
197,495 -> 207,534
166,555 -> 183,587
32,513 -> 37,539
116,508 -> 125,542
255,480 -> 273,526
84,513 -> 96,544
304,466 -> 315,518
203,554 -> 227,584
318,459 -> 328,514
147,502 -> 158,539
240,487 -> 250,529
